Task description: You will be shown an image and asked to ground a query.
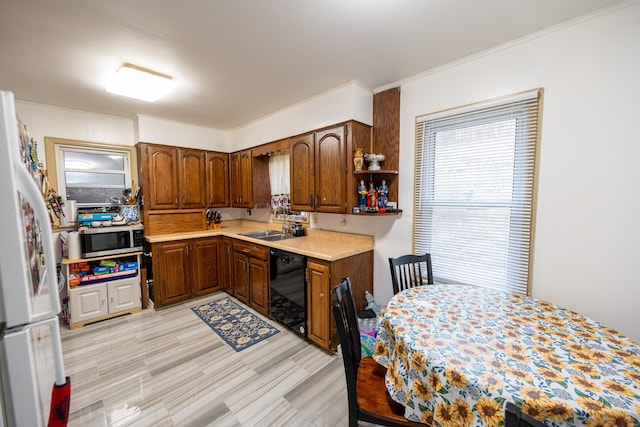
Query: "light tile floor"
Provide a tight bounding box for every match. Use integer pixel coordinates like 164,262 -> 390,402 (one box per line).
60,292 -> 369,426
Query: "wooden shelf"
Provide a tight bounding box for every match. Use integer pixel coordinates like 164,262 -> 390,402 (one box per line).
62,251 -> 143,264
352,210 -> 402,216
353,170 -> 398,175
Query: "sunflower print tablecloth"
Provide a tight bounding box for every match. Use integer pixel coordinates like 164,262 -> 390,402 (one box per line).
373,285 -> 640,426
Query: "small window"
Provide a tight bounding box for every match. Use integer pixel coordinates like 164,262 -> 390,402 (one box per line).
45,138 -> 137,209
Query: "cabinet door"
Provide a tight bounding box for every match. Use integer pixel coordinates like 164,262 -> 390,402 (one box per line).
107,278 -> 141,314
239,150 -> 253,208
249,258 -> 269,316
206,152 -> 230,207
233,252 -> 250,304
230,152 -> 241,207
192,237 -> 220,296
315,126 -> 346,213
69,284 -> 108,324
218,238 -> 233,293
179,148 -> 206,209
230,149 -> 252,208
307,259 -> 331,348
290,133 -> 315,211
154,241 -> 191,306
146,144 -> 179,209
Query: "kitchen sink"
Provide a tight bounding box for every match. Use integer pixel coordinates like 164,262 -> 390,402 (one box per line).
258,233 -> 296,242
239,230 -> 284,239
239,230 -> 296,241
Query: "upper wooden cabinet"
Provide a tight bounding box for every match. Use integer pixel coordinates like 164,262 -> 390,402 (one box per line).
179,148 -> 206,209
138,142 -> 211,210
138,143 -> 180,210
230,150 -> 251,208
315,126 -> 346,213
206,151 -> 230,207
290,121 -> 372,213
230,149 -> 271,209
290,133 -> 315,211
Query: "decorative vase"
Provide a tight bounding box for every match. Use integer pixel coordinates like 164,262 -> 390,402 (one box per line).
353,148 -> 364,171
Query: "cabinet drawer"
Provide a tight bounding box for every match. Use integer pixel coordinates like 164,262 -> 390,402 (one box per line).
233,241 -> 268,260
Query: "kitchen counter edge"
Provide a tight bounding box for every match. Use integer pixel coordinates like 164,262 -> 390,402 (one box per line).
144,224 -> 374,262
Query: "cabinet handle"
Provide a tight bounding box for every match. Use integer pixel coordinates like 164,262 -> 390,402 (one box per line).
308,195 -> 313,207
243,248 -> 251,253
175,197 -> 178,205
110,297 -> 114,303
315,194 -> 320,209
101,299 -> 105,306
319,293 -> 324,298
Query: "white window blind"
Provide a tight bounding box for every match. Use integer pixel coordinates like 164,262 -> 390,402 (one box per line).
414,89 -> 542,295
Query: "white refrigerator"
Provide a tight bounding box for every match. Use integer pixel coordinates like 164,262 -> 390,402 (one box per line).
0,91 -> 70,426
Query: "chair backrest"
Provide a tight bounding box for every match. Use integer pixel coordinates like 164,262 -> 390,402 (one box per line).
331,277 -> 362,410
388,253 -> 433,295
504,402 -> 547,427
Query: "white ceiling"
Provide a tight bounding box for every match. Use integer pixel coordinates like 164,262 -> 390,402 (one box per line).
0,0 -> 624,130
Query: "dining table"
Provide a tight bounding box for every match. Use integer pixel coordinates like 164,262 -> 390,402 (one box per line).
373,284 -> 640,426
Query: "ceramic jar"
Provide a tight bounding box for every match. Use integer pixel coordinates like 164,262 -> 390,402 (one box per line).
119,204 -> 139,223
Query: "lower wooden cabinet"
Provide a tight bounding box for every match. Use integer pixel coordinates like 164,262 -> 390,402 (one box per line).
306,259 -> 331,349
232,240 -> 269,316
150,234 -> 373,353
152,237 -> 223,307
218,237 -> 234,293
306,251 -> 374,352
192,237 -> 220,296
233,249 -> 250,304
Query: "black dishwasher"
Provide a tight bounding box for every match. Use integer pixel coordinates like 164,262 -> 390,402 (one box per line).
269,248 -> 306,338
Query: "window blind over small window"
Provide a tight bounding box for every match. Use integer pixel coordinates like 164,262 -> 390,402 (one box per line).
414,89 -> 542,295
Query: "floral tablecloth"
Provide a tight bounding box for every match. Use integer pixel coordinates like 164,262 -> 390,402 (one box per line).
373,284 -> 640,426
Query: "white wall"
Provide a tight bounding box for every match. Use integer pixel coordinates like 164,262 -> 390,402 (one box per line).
136,114 -> 230,152
230,81 -> 373,150
15,101 -> 135,167
394,2 -> 640,341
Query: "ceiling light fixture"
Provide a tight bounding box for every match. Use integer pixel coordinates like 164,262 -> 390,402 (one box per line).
106,63 -> 174,102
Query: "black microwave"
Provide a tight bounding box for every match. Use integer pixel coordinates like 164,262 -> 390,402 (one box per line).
81,224 -> 144,258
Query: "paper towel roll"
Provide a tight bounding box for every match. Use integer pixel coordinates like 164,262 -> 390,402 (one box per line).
67,231 -> 82,260
62,200 -> 77,227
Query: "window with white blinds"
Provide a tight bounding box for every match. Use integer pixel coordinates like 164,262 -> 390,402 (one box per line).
414,89 -> 542,295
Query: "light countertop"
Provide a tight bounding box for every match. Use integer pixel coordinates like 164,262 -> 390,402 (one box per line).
144,220 -> 374,262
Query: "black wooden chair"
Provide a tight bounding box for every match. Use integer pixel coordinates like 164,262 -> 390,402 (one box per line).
331,277 -> 427,427
388,253 -> 433,295
505,402 -> 547,427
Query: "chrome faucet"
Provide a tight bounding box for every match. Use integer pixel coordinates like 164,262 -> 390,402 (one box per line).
273,206 -> 290,234
273,206 -> 287,218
